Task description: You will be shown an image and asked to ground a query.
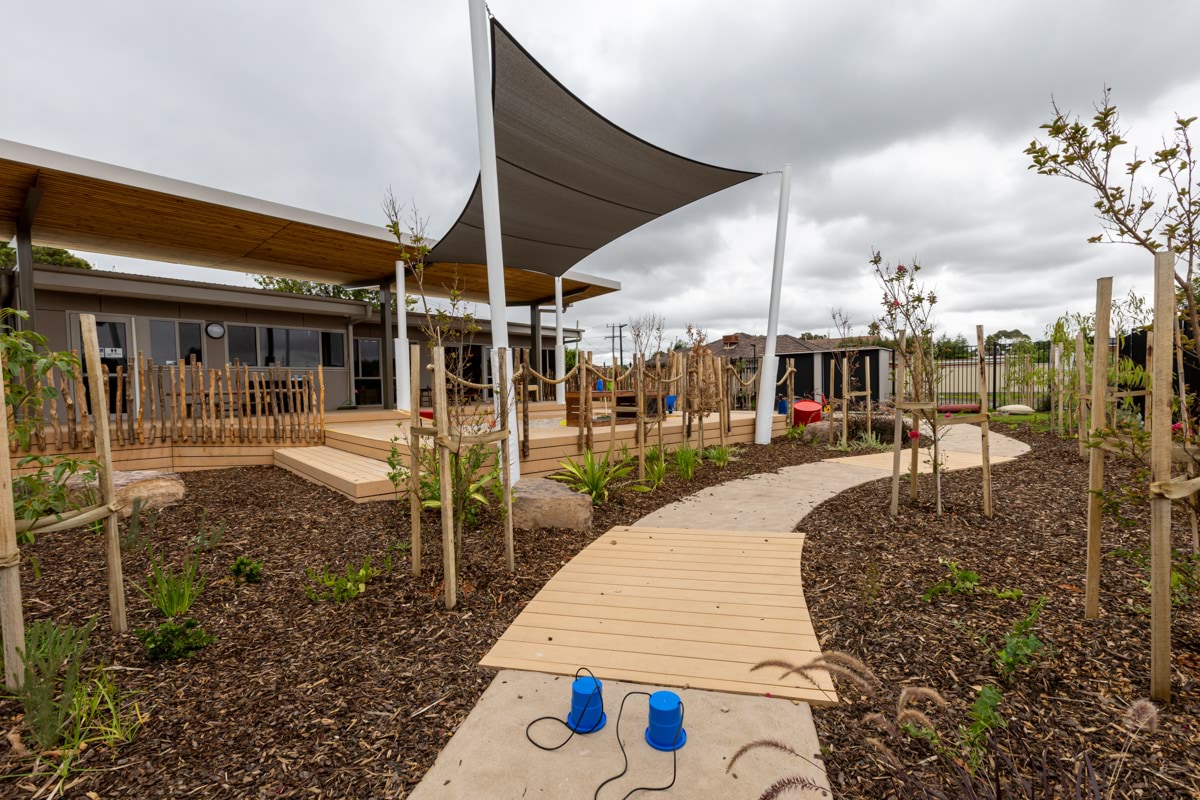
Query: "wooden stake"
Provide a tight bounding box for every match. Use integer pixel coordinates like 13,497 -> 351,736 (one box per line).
73,351 -> 91,448
890,332 -> 907,516
47,369 -> 61,448
80,315 -> 127,633
828,358 -> 836,446
64,365 -> 78,449
498,347 -> 514,573
114,365 -> 124,445
865,355 -> 872,438
977,325 -> 993,518
409,344 -> 422,577
136,352 -> 146,443
432,347 -> 457,609
0,348 -> 26,689
1085,277 -> 1113,620
1075,331 -> 1088,458
1149,253 -> 1173,701
841,356 -> 850,447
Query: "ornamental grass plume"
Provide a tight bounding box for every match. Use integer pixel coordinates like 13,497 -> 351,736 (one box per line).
1123,698 -> 1158,735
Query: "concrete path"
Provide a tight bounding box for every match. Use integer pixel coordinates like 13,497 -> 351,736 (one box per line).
636,424 -> 1029,532
409,670 -> 826,800
408,425 -> 1029,798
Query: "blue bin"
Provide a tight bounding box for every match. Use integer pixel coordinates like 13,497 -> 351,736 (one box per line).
644,690 -> 686,751
596,379 -> 606,391
566,676 -> 606,733
777,399 -> 789,414
665,394 -> 677,413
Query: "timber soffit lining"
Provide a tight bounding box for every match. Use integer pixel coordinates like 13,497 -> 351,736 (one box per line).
426,19 -> 761,278
0,141 -> 618,305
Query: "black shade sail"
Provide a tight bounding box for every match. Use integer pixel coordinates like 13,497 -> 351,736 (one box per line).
427,19 -> 760,278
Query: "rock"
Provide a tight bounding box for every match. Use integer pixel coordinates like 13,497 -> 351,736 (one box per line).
512,477 -> 592,532
997,404 -> 1036,415
67,469 -> 186,518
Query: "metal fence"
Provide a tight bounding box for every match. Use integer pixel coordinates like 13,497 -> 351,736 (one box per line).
933,341 -> 1055,411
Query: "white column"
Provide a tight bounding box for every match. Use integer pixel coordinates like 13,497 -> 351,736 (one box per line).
554,276 -> 566,405
755,163 -> 792,444
394,260 -> 411,411
469,0 -> 519,482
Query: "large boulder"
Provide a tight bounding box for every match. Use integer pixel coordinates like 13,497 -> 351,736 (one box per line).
800,412 -> 911,444
513,477 -> 593,532
67,469 -> 186,518
997,404 -> 1036,415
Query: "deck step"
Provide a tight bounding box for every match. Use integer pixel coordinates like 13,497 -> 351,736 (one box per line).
273,446 -> 400,502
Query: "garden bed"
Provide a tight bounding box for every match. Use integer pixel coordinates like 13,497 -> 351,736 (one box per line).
801,425 -> 1200,798
0,436 -> 835,797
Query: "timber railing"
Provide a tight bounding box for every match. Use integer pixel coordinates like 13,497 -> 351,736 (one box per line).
9,355 -> 325,453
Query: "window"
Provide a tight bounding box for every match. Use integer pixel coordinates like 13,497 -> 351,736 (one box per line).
150,320 -> 176,364
321,332 -> 345,368
260,327 -> 319,368
179,322 -> 203,364
229,325 -> 258,366
148,319 -> 203,365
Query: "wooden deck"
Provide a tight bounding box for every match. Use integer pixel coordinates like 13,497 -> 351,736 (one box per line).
480,526 -> 837,705
277,407 -> 788,502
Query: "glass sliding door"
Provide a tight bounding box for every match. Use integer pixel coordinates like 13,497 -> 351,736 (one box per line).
353,338 -> 382,406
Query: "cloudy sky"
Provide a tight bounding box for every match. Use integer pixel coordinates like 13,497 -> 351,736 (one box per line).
4,0 -> 1200,359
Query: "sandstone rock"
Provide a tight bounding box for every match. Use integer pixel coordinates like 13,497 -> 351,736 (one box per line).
997,404 -> 1035,415
67,469 -> 186,518
513,477 -> 592,532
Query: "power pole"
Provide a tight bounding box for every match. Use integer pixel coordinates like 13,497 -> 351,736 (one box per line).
606,323 -> 628,366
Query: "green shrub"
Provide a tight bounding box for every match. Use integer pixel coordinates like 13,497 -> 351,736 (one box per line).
305,556 -> 381,602
994,597 -> 1047,678
191,510 -> 226,553
229,556 -> 264,584
550,450 -> 634,506
135,619 -> 214,660
14,619 -> 95,750
673,445 -> 700,481
121,497 -> 157,555
785,423 -> 806,441
633,453 -> 668,492
137,549 -> 207,618
922,559 -> 980,601
703,445 -> 737,468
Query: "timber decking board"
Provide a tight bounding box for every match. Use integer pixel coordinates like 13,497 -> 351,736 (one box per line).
480,525 -> 835,704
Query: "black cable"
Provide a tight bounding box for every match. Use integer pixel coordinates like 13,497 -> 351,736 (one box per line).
593,691 -> 685,800
525,667 -> 603,751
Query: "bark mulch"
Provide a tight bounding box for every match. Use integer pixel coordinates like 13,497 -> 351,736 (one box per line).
800,425 -> 1200,798
0,435 -> 836,799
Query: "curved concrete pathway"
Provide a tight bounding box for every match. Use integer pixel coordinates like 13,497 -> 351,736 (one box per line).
636,424 -> 1030,531
410,425 -> 1030,799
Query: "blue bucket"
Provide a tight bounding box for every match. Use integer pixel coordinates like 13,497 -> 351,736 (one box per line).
665,394 -> 677,413
778,398 -> 789,414
566,676 -> 606,733
644,690 -> 686,751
